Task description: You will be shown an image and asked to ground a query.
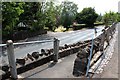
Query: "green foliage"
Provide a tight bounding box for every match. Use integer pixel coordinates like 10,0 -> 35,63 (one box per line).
20,2 -> 57,31
96,14 -> 102,22
60,1 -> 78,28
116,12 -> 120,22
3,2 -> 119,39
54,4 -> 63,26
102,11 -> 119,26
2,2 -> 24,28
76,7 -> 98,26
44,1 -> 57,31
19,2 -> 41,31
2,2 -> 25,38
2,1 -> 78,35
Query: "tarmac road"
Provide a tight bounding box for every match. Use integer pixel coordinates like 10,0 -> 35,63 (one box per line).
1,26 -> 104,64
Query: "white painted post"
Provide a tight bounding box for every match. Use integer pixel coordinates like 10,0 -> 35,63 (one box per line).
6,40 -> 18,79
53,38 -> 59,62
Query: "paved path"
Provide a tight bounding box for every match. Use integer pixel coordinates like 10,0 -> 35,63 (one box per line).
19,54 -> 77,78
118,23 -> 120,80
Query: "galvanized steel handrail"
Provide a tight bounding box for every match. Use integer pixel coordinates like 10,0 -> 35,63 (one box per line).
85,23 -> 117,77
0,44 -> 6,47
85,22 -> 117,77
13,39 -> 53,45
0,39 -> 53,47
85,38 -> 94,77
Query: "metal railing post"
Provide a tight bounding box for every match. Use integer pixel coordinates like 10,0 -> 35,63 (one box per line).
53,38 -> 59,62
6,40 -> 18,79
85,38 -> 94,77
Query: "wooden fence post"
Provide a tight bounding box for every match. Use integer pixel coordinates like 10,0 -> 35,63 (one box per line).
6,40 -> 18,79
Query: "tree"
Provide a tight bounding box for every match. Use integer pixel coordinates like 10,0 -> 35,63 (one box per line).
2,2 -> 24,38
60,1 -> 78,28
19,2 -> 41,31
21,2 -> 57,31
117,13 -> 120,22
54,5 -> 62,26
44,1 -> 57,31
96,13 -> 102,22
102,11 -> 119,26
76,7 -> 98,26
33,2 -> 47,30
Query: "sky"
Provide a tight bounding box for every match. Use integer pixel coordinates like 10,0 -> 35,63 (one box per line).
58,0 -> 120,15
